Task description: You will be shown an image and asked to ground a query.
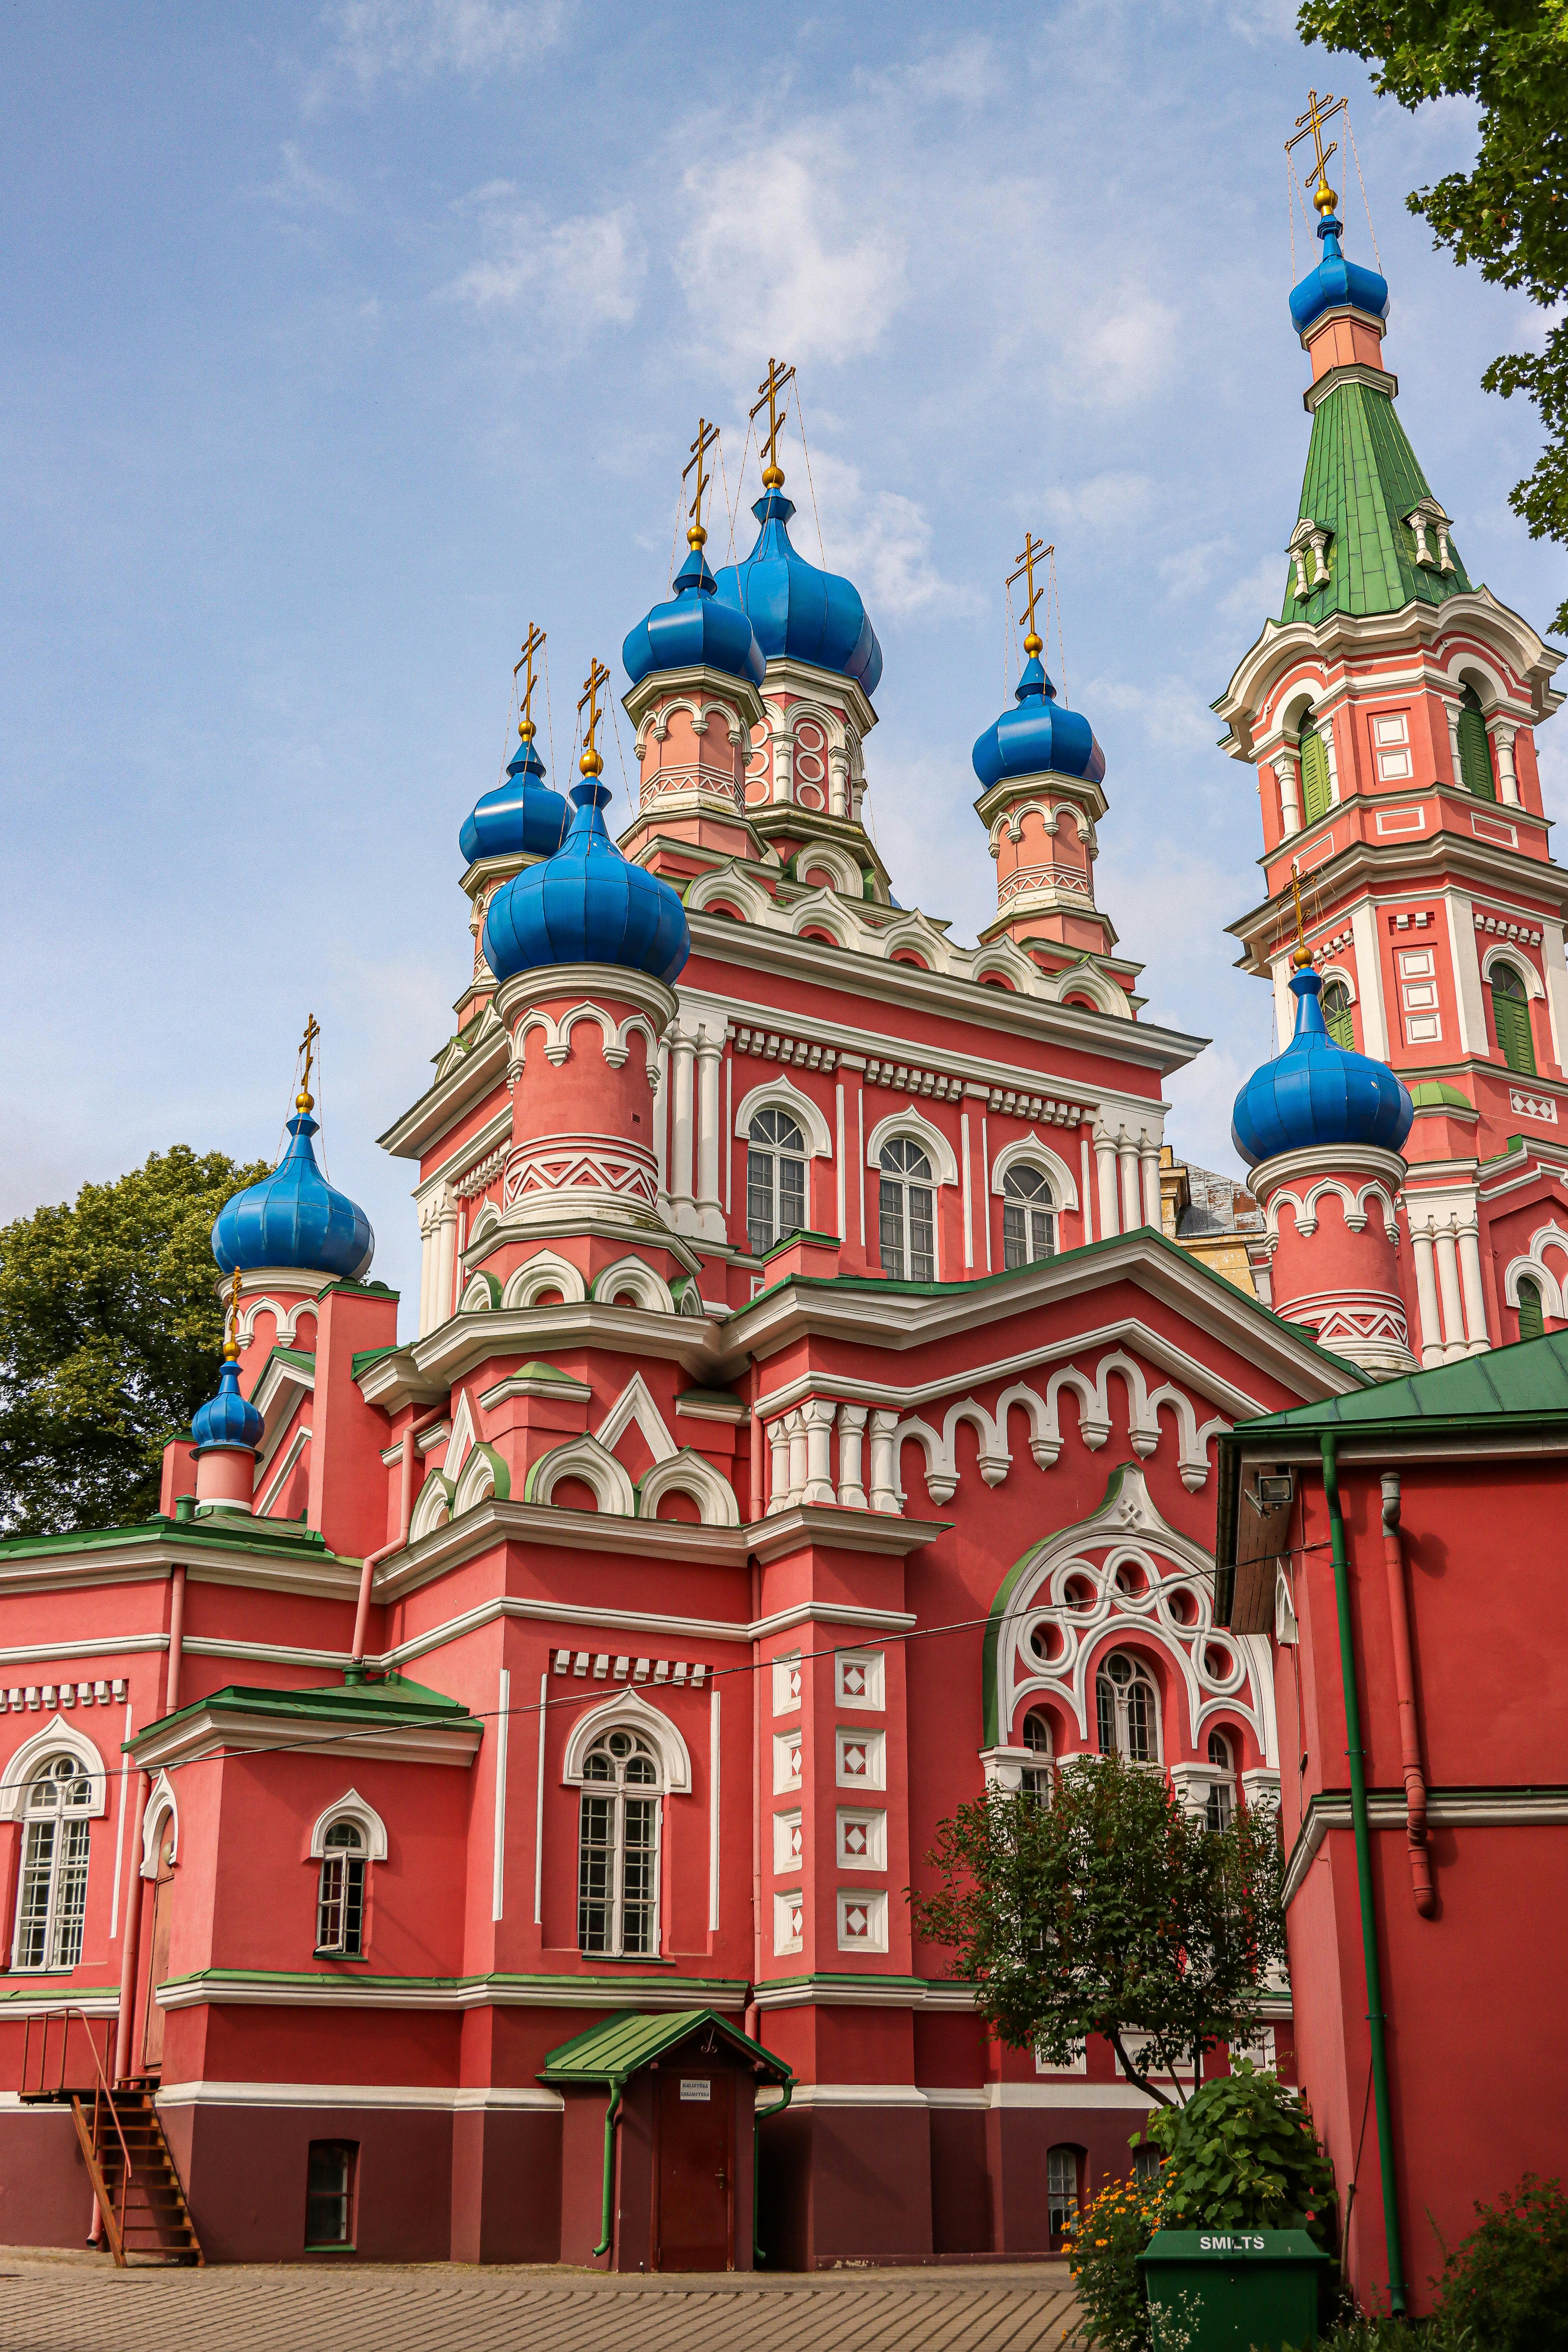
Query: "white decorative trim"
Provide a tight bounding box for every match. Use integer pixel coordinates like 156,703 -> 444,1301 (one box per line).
500,1251 -> 588,1309
256,1426 -> 311,1517
308,1788 -> 389,1862
140,1770 -> 179,1877
1480,940 -> 1545,999
560,1688 -> 692,1793
527,1433 -> 637,1516
589,1256 -> 676,1315
1501,1224 -> 1568,1318
779,2082 -> 929,2109
1284,1787 -> 1568,1909
154,2080 -> 564,2112
0,1713 -> 109,1819
733,1074 -> 834,1159
988,1132 -> 1081,1213
595,1371 -> 678,1465
863,1106 -> 959,1187
157,1974 -> 744,2014
638,1448 -> 741,1529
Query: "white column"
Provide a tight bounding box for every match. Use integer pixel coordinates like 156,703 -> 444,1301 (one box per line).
1139,1133 -> 1161,1227
1272,752 -> 1301,838
1456,1217 -> 1491,1355
767,1417 -> 791,1515
868,1410 -> 902,1515
1095,1124 -> 1120,1239
1445,892 -> 1489,1058
1411,1223 -> 1445,1369
1118,1130 -> 1141,1232
669,1025 -> 696,1225
835,1084 -> 847,1241
1322,712 -> 1342,805
1434,1221 -> 1468,1364
836,1405 -> 868,1508
801,1399 -> 836,1506
1445,702 -> 1463,785
491,1665 -> 510,1923
1540,920 -> 1568,1073
1080,1136 -> 1094,1244
1491,723 -> 1520,808
960,1112 -> 974,1269
418,1201 -> 436,1337
785,1408 -> 808,1506
432,1188 -> 458,1330
695,1026 -> 724,1239
1348,904 -> 1389,1062
655,1038 -> 670,1210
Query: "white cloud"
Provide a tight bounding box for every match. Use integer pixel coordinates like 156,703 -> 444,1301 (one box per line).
1220,552 -> 1284,629
442,198 -> 643,328
800,450 -> 980,621
261,141 -> 353,214
1079,672 -> 1219,758
1046,472 -> 1154,533
308,0 -> 569,101
1073,294 -> 1180,407
1159,537 -> 1230,598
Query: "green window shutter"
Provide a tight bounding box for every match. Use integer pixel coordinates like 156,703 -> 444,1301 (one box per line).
1457,690 -> 1496,801
1490,965 -> 1537,1076
1517,1278 -> 1545,1343
1299,723 -> 1331,824
1322,983 -> 1354,1050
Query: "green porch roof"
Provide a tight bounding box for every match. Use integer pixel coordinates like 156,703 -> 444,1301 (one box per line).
1229,1328 -> 1568,1438
540,2008 -> 791,2086
1283,377 -> 1471,625
135,1667 -> 478,1742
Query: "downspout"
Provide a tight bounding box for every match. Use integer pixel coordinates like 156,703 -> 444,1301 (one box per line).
116,1552 -> 188,2083
593,2078 -> 626,2259
1321,1436 -> 1407,2317
753,2076 -> 794,2265
164,1566 -> 187,1714
1380,1472 -> 1435,1918
349,1405 -> 444,1671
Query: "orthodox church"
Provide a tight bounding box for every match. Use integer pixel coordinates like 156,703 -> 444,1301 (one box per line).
0,129 -> 1559,2289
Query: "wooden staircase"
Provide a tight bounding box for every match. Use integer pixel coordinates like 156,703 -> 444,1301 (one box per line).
70,2084 -> 203,2267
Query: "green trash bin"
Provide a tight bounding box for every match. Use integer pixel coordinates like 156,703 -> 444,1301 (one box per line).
1136,2228 -> 1331,2352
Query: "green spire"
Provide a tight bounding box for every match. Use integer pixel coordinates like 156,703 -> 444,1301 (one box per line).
1282,378 -> 1472,624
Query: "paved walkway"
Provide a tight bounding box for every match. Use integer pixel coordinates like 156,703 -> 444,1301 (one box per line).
0,2248 -> 1081,2352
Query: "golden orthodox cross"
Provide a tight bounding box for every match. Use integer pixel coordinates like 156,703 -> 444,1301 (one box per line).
225,1266 -> 244,1355
578,657 -> 610,775
1006,533 -> 1052,655
683,418 -> 719,547
1286,89 -> 1345,207
751,358 -> 795,489
513,623 -> 545,739
297,1012 -> 320,1111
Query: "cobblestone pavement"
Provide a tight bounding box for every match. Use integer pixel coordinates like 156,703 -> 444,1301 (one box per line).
0,2248 -> 1082,2352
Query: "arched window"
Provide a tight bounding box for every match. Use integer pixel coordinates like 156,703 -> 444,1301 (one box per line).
1457,686 -> 1497,801
1518,1276 -> 1546,1343
1490,962 -> 1536,1076
1047,2147 -> 1082,2249
1321,981 -> 1354,1051
879,1138 -> 935,1281
578,1727 -> 661,1958
747,1107 -> 807,1256
1298,714 -> 1331,825
15,1755 -> 93,1971
1003,1166 -> 1056,1270
1021,1709 -> 1053,1798
1095,1650 -> 1159,1764
316,1820 -> 367,1956
1205,1733 -> 1235,1832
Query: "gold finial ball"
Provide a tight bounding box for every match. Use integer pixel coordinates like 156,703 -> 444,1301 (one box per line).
517,717 -> 535,743
1024,631 -> 1043,658
580,748 -> 604,778
296,1088 -> 315,1113
1314,179 -> 1339,216
223,1336 -> 240,1362
687,524 -> 708,549
761,463 -> 785,490
1293,942 -> 1313,970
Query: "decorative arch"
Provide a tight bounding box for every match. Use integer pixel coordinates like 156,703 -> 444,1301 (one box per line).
0,1715 -> 109,1820
733,1074 -> 833,1159
140,1769 -> 179,1876
790,839 -> 864,897
970,938 -> 1041,994
989,1132 -> 1081,1213
633,693 -> 748,760
236,1295 -> 317,1351
1501,1223 -> 1568,1318
1265,1178 -> 1399,1245
524,1433 -> 636,1517
589,1256 -> 675,1315
467,1201 -> 503,1248
502,1251 -> 588,1309
561,1688 -> 692,1792
408,1470 -> 455,1542
686,866 -> 773,924
880,918 -> 954,974
452,1442 -> 511,1515
460,1272 -> 501,1312
308,1788 -> 389,1863
1036,963 -> 1128,1018
1446,651 -> 1511,712
1480,942 -> 1545,1000
1316,959 -> 1357,1003
864,1106 -> 959,1188
596,1370 -> 678,1464
637,1446 -> 741,1528
786,890 -> 858,950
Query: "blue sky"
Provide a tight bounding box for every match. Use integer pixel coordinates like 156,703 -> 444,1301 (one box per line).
4,0 -> 1562,1312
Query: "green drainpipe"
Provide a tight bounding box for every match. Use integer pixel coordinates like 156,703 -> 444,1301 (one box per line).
753,2078 -> 794,2265
593,2078 -> 626,2260
1321,1435 -> 1406,2317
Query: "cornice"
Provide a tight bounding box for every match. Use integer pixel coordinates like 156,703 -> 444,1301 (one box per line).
130,1704 -> 484,1772
1303,359 -> 1397,412
1282,1783 -> 1568,1909
745,1504 -> 949,1564
378,1026 -> 511,1162
620,658 -> 766,737
156,1968 -> 751,2015
1228,831 -> 1568,968
356,1302 -> 723,1414
972,768 -> 1110,831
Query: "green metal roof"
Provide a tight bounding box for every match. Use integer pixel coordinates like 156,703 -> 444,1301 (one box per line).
1283,379 -> 1471,625
540,2008 -> 791,2086
137,1668 -> 478,1741
0,1512 -> 339,1565
1231,1328 -> 1568,1438
1408,1081 -> 1474,1112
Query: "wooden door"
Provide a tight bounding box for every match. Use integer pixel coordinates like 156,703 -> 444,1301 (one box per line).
140,1829 -> 176,2075
655,2070 -> 733,2271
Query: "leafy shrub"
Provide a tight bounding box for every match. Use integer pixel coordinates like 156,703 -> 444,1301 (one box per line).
1433,2172 -> 1568,2352
1064,2168 -> 1168,2352
1139,2062 -> 1337,2248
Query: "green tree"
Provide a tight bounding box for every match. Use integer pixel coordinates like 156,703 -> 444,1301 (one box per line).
912,1754 -> 1289,2106
0,1148 -> 268,1537
1298,1 -> 1568,631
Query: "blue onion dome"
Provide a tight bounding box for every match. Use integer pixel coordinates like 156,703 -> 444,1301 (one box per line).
972,653 -> 1106,791
212,1095 -> 375,1281
483,774 -> 689,986
1289,191 -> 1389,337
1232,958 -> 1414,1169
459,722 -> 570,865
192,1353 -> 264,1454
623,539 -> 765,689
712,489 -> 882,697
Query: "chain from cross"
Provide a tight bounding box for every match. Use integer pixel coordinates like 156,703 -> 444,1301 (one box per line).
750,358 -> 795,489
225,1266 -> 244,1356
1006,532 -> 1052,654
578,657 -> 610,778
683,418 -> 719,547
513,623 -> 545,741
1285,89 -> 1345,206
296,1013 -> 320,1113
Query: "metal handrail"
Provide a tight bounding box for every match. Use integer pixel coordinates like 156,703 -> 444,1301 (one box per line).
23,2006 -> 138,2256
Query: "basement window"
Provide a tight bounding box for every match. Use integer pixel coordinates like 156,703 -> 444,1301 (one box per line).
305,2140 -> 357,2249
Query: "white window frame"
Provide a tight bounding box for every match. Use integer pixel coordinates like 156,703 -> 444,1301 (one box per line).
575,1726 -> 664,1960
1001,1163 -> 1058,1269
13,1753 -> 95,1973
315,1820 -> 368,1957
1094,1650 -> 1162,1765
877,1136 -> 937,1281
746,1106 -> 809,1257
